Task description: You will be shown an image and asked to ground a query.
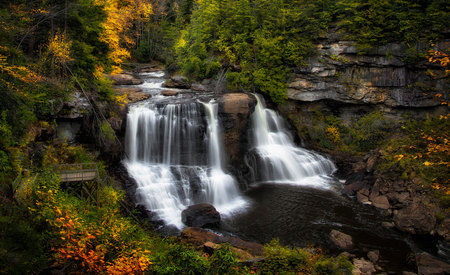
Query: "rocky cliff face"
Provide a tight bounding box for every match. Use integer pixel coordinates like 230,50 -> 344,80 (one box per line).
288,37 -> 449,108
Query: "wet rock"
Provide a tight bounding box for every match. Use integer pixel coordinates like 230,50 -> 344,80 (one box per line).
181,227 -> 264,256
110,73 -> 143,85
367,250 -> 380,263
437,218 -> 450,241
393,203 -> 436,235
181,204 -> 221,228
371,195 -> 390,210
161,90 -> 179,96
163,74 -> 190,89
330,229 -> 354,250
415,252 -> 450,275
353,258 -> 376,275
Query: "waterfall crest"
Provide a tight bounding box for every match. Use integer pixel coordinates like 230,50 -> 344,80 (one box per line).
247,94 -> 336,187
125,100 -> 245,228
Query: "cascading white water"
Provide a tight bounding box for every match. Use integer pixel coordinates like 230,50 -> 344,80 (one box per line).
202,101 -> 244,209
248,94 -> 336,188
125,100 -> 245,228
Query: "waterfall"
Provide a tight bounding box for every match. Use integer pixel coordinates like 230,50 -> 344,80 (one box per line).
247,94 -> 336,187
125,100 -> 245,228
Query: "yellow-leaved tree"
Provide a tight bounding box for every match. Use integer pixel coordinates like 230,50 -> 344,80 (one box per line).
94,0 -> 153,74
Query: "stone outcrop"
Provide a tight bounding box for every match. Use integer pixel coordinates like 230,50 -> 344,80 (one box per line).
287,37 -> 449,107
59,91 -> 90,119
110,73 -> 143,85
181,204 -> 221,228
217,93 -> 257,185
330,229 -> 354,250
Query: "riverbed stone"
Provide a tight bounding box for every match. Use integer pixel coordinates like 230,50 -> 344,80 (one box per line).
330,229 -> 354,250
161,90 -> 179,96
415,252 -> 450,275
181,204 -> 221,228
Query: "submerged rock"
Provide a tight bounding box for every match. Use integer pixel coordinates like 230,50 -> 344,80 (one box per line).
181,204 -> 221,228
330,229 -> 354,250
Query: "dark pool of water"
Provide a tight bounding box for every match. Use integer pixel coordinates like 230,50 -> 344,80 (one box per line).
225,182 -> 416,272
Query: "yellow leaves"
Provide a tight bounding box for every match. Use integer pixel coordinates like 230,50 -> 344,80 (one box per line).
423,161 -> 433,166
47,31 -> 73,65
326,126 -> 340,143
114,93 -> 128,106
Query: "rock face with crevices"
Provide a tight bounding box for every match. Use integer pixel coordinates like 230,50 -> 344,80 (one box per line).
287,31 -> 449,107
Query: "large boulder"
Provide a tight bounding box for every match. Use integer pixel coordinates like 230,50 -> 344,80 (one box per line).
110,73 -> 143,85
330,229 -> 354,250
181,204 -> 221,228
163,74 -> 190,89
393,202 -> 436,235
415,252 -> 450,275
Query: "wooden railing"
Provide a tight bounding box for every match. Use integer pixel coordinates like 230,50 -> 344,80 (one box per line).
53,163 -> 99,182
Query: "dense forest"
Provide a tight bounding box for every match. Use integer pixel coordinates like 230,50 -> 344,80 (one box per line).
0,0 -> 449,274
